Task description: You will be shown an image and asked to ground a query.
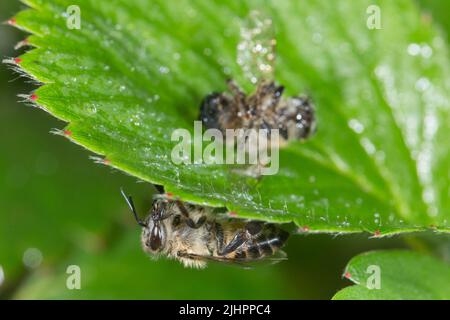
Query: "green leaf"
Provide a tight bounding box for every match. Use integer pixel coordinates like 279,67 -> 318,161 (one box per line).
333,250 -> 450,299
7,0 -> 450,234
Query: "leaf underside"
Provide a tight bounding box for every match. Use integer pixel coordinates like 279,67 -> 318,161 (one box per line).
7,0 -> 450,235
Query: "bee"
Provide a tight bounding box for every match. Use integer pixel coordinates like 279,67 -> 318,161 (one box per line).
121,188 -> 289,268
200,11 -> 316,144
200,80 -> 316,143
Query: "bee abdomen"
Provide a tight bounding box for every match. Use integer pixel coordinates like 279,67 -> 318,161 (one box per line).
242,224 -> 289,259
263,224 -> 289,246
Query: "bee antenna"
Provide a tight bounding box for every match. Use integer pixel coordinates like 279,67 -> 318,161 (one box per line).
120,188 -> 147,227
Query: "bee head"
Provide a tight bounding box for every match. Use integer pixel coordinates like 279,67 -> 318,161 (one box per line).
120,189 -> 168,254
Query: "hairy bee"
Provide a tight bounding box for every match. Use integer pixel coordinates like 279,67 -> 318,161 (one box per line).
121,189 -> 289,268
200,11 -> 316,144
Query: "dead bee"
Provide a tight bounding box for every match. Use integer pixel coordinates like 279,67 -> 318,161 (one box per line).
200,10 -> 316,144
121,188 -> 289,268
200,80 -> 316,143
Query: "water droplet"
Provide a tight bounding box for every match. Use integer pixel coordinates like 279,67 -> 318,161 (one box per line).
203,48 -> 212,56
23,248 -> 43,269
361,137 -> 376,155
130,113 -> 142,127
119,85 -> 126,92
420,44 -> 433,58
309,175 -> 316,183
159,66 -> 170,74
86,104 -> 97,114
348,119 -> 364,134
407,43 -> 433,58
407,43 -> 421,56
415,77 -> 430,92
375,150 -> 386,163
422,188 -> 434,203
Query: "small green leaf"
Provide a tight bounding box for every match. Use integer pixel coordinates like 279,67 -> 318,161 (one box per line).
7,0 -> 450,234
333,250 -> 450,299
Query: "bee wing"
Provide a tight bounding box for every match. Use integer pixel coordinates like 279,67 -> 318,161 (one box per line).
233,250 -> 288,269
180,250 -> 287,270
237,10 -> 277,85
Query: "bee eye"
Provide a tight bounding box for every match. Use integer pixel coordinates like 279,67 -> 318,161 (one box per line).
150,225 -> 163,251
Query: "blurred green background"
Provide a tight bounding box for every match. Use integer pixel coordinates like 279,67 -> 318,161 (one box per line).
0,0 -> 448,299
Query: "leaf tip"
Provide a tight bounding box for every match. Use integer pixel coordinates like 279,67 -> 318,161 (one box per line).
6,18 -> 16,26
228,211 -> 238,217
90,156 -> 111,166
297,225 -> 310,233
372,230 -> 381,238
14,38 -> 30,50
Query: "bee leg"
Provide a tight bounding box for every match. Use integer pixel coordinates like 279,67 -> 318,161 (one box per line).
218,230 -> 249,256
175,199 -> 206,229
226,79 -> 247,113
217,222 -> 263,256
270,85 -> 284,109
264,83 -> 284,110
256,81 -> 284,111
227,79 -> 245,99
